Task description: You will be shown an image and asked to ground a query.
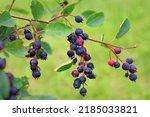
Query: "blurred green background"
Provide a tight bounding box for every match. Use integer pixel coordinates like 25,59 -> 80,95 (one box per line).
0,0 -> 150,99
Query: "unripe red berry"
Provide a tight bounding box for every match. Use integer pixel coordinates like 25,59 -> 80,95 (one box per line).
71,70 -> 79,77
114,47 -> 121,54
108,59 -> 115,66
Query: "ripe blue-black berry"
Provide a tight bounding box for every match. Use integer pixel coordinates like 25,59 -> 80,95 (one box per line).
24,29 -> 31,34
79,76 -> 86,83
80,87 -> 87,96
84,54 -> 91,61
87,62 -> 94,69
9,34 -> 16,41
30,58 -> 38,66
71,44 -> 77,50
84,67 -> 92,75
126,58 -> 133,64
76,37 -> 84,46
72,70 -> 79,77
0,40 -> 4,50
25,33 -> 32,40
40,51 -> 47,60
76,47 -> 85,56
10,86 -> 18,96
73,58 -> 77,64
75,28 -> 83,36
75,16 -> 83,23
28,48 -> 36,57
87,72 -> 96,79
32,41 -> 41,49
129,65 -> 137,73
67,50 -> 74,58
114,47 -> 121,54
30,64 -> 37,71
68,34 -> 77,43
0,58 -> 6,69
6,72 -> 14,86
108,59 -> 115,66
114,62 -> 120,68
73,79 -> 81,89
81,33 -> 88,40
122,62 -> 130,70
129,73 -> 137,82
32,70 -> 41,78
77,66 -> 84,73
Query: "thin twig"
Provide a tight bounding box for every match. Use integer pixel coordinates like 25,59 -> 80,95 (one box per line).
8,0 -> 16,12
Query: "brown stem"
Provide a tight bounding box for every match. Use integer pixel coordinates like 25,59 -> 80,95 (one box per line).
8,0 -> 16,12
30,22 -> 38,41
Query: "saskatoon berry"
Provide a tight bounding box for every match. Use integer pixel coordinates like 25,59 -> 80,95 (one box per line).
84,54 -> 91,61
28,48 -> 36,57
40,51 -> 47,60
67,50 -> 74,58
108,59 -> 115,66
24,29 -> 31,34
87,72 -> 96,79
76,47 -> 85,56
129,65 -> 137,73
25,33 -> 32,40
10,86 -> 18,96
75,16 -> 83,23
6,72 -> 14,86
76,37 -> 84,46
30,58 -> 38,66
80,87 -> 87,96
68,34 -> 77,43
9,34 -> 16,41
73,58 -> 78,64
129,73 -> 137,82
79,76 -> 86,83
87,62 -> 94,69
114,62 -> 120,68
72,70 -> 79,77
75,28 -> 83,36
32,70 -> 41,78
73,79 -> 81,89
81,33 -> 88,40
0,58 -> 6,70
0,40 -> 4,50
126,58 -> 133,64
77,66 -> 84,73
71,44 -> 77,50
84,67 -> 92,75
32,41 -> 41,49
114,47 -> 121,54
122,62 -> 130,70
30,64 -> 37,71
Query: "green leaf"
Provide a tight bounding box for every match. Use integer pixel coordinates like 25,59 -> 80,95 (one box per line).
86,12 -> 104,27
0,11 -> 15,27
46,22 -> 73,37
55,60 -> 73,72
41,41 -> 52,54
115,18 -> 130,39
6,40 -> 27,57
82,10 -> 96,19
31,0 -> 45,19
0,70 -> 10,99
0,26 -> 13,40
21,95 -> 56,100
62,4 -> 75,15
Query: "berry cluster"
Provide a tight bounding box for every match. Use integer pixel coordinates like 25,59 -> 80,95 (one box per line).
24,29 -> 47,79
67,25 -> 96,96
108,47 -> 137,82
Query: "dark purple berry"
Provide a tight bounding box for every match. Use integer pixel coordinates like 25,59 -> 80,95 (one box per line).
8,96 -> 17,100
76,47 -> 85,56
71,44 -> 77,50
73,79 -> 81,89
75,16 -> 83,23
87,72 -> 96,79
77,66 -> 84,73
126,58 -> 133,64
24,29 -> 31,34
68,34 -> 77,43
125,72 -> 129,77
129,65 -> 137,73
32,70 -> 41,78
87,62 -> 94,69
114,47 -> 121,54
81,33 -> 88,40
67,50 -> 74,58
73,58 -> 77,64
72,70 -> 79,77
28,48 -> 36,57
40,51 -> 47,60
84,67 -> 92,75
32,41 -> 41,49
0,40 -> 4,50
25,33 -> 32,40
80,87 -> 87,96
30,64 -> 37,71
84,54 -> 91,61
75,28 -> 83,36
6,72 -> 14,86
10,86 -> 18,96
114,62 -> 120,68
30,58 -> 38,66
76,37 -> 84,46
129,73 -> 137,82
122,62 -> 130,70
79,76 -> 86,83
0,58 -> 6,70
9,34 -> 16,41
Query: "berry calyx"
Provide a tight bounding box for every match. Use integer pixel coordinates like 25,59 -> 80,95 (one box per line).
126,58 -> 133,64
129,73 -> 137,82
114,47 -> 121,54
72,70 -> 79,77
80,87 -> 87,96
108,59 -> 115,66
40,51 -> 47,60
75,16 -> 83,23
114,62 -> 120,68
32,41 -> 41,49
